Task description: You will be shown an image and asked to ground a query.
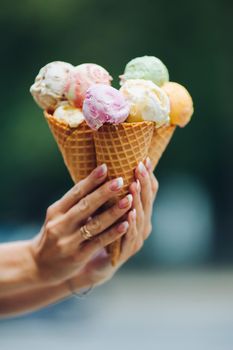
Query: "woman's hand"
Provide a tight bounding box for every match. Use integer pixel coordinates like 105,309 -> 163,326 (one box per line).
0,158 -> 158,317
30,164 -> 133,287
68,157 -> 158,291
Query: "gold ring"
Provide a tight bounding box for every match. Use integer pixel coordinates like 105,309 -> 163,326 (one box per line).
80,225 -> 93,240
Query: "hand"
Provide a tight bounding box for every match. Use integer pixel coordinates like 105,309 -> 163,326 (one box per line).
68,157 -> 158,290
30,164 -> 133,286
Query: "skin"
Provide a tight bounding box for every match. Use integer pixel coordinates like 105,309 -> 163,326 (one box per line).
71,157 -> 158,289
0,158 -> 158,318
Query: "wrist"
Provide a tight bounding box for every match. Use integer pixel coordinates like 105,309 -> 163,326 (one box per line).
24,240 -> 45,287
67,274 -> 92,293
66,277 -> 93,298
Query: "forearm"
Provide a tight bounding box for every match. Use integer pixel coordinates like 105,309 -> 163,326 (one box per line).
0,281 -> 71,318
0,240 -> 40,296
0,270 -> 94,318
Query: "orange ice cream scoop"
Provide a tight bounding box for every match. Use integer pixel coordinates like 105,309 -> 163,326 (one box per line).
162,82 -> 194,127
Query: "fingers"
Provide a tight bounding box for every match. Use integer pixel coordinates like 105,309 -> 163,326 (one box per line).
65,177 -> 124,228
83,194 -> 133,238
47,164 -> 108,216
79,221 -> 129,261
144,157 -> 158,239
63,194 -> 133,249
121,209 -> 139,259
135,161 -> 152,213
145,157 -> 159,200
129,181 -> 144,229
132,157 -> 158,241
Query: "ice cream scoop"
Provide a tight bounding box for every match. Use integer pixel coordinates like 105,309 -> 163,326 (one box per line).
53,103 -> 85,128
120,56 -> 169,87
66,63 -> 113,108
120,79 -> 170,127
83,84 -> 130,130
162,82 -> 194,127
30,61 -> 73,111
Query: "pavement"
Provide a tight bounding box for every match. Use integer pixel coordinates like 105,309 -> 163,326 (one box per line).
1,269 -> 233,350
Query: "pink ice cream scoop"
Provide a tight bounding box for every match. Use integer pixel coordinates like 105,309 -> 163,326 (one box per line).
83,84 -> 130,130
65,63 -> 112,108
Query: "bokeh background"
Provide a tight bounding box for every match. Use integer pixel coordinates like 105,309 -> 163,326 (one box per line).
0,0 -> 233,349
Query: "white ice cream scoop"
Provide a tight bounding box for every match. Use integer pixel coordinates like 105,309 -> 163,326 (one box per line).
30,61 -> 73,111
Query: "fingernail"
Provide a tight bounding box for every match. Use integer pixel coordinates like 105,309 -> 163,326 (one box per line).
109,177 -> 124,191
118,194 -> 133,209
136,179 -> 141,192
146,157 -> 152,171
117,221 -> 129,233
95,164 -> 107,178
138,161 -> 147,177
131,208 -> 136,221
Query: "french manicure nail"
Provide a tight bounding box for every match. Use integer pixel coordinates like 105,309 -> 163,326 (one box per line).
146,157 -> 152,171
138,161 -> 147,177
95,164 -> 107,178
109,177 -> 124,191
117,221 -> 129,233
118,194 -> 133,209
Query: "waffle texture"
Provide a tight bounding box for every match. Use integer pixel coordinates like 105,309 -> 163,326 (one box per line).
94,122 -> 154,265
44,111 -> 96,183
148,125 -> 176,169
44,111 -> 175,266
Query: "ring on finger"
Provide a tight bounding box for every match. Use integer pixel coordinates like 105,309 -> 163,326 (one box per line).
80,225 -> 93,240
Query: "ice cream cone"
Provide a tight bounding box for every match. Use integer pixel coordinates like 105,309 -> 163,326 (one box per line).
44,111 -> 96,183
148,125 -> 176,170
94,121 -> 154,265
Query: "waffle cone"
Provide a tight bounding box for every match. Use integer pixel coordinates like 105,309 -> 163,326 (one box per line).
148,125 -> 176,170
44,111 -> 96,183
44,110 -> 174,266
94,122 -> 154,265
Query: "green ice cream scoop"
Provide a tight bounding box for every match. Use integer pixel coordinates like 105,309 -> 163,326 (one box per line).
120,56 -> 169,87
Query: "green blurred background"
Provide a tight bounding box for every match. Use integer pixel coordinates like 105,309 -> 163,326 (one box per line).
1,0 -> 232,264
1,0 -> 233,348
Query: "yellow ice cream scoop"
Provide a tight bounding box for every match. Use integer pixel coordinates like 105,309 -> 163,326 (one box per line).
53,103 -> 85,127
120,79 -> 170,127
162,82 -> 194,127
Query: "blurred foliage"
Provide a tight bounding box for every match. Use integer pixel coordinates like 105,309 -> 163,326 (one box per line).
0,0 -> 232,258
